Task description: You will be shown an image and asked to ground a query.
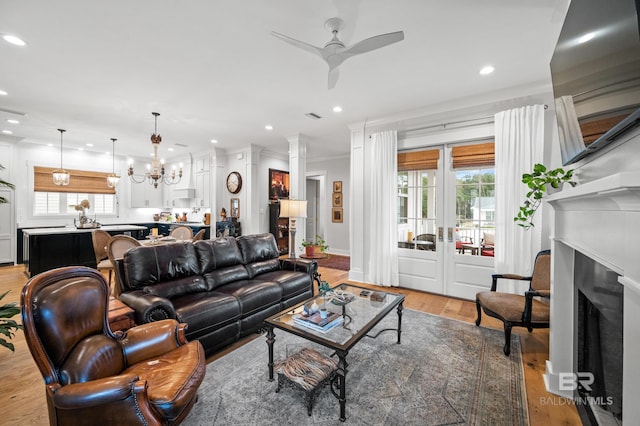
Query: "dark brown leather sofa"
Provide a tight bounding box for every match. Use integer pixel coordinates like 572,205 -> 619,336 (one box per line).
118,233 -> 317,356
21,266 -> 205,426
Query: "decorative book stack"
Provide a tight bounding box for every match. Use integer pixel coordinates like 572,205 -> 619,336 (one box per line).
293,311 -> 343,333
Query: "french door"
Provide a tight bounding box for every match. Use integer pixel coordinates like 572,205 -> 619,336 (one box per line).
397,144 -> 495,300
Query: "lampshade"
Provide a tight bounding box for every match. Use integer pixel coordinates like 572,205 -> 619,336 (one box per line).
52,128 -> 70,186
279,199 -> 307,218
106,138 -> 120,188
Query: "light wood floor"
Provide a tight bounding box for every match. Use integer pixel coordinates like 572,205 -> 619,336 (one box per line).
0,264 -> 581,425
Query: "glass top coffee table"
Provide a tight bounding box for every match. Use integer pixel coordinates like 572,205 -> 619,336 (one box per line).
264,283 -> 405,422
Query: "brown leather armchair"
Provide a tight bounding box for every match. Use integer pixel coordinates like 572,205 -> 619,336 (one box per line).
21,266 -> 206,425
475,250 -> 551,356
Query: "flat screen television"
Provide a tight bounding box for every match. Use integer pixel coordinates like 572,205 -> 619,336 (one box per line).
551,0 -> 640,165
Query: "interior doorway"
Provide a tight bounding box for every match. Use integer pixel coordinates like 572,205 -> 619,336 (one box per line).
305,179 -> 319,239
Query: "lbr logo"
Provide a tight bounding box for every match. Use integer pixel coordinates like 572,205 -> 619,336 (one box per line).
559,372 -> 594,391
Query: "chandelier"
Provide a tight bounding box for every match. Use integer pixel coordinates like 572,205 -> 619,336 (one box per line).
106,138 -> 120,188
52,128 -> 70,186
128,112 -> 182,188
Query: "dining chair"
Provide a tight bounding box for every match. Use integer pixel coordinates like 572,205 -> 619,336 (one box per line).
91,230 -> 113,285
107,235 -> 141,296
170,225 -> 194,241
192,228 -> 206,242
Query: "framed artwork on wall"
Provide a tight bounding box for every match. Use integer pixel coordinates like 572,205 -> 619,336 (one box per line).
269,168 -> 290,201
332,192 -> 342,207
230,198 -> 240,218
332,207 -> 343,223
333,181 -> 342,193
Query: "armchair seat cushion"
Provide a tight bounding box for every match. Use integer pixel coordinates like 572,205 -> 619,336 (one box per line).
123,341 -> 205,421
476,291 -> 549,323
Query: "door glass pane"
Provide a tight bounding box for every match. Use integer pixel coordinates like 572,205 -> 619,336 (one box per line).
455,167 -> 495,256
397,169 -> 437,251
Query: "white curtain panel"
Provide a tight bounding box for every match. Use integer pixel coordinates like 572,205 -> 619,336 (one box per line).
367,130 -> 399,287
555,95 -> 585,165
494,105 -> 544,293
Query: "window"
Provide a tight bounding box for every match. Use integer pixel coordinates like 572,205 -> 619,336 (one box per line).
34,192 -> 115,216
455,167 -> 495,250
397,169 -> 437,248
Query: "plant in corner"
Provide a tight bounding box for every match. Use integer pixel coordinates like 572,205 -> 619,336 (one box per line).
301,234 -> 329,258
0,291 -> 22,352
514,163 -> 576,230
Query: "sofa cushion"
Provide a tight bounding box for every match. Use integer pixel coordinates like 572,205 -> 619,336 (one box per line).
124,243 -> 200,289
172,292 -> 241,337
245,259 -> 281,279
254,270 -> 311,299
142,276 -> 207,299
237,233 -> 280,265
194,237 -> 244,273
216,280 -> 282,318
202,265 -> 250,290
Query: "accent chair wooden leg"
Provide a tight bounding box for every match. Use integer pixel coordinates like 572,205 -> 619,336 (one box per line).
503,322 -> 512,356
475,299 -> 482,326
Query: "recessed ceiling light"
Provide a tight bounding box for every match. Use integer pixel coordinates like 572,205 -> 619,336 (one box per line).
78,147 -> 83,151
578,32 -> 595,44
6,119 -> 19,124
168,147 -> 174,151
0,90 -> 7,96
2,130 -> 13,134
480,66 -> 495,75
3,35 -> 26,46
47,143 -> 53,147
105,151 -> 110,155
86,143 -> 93,147
265,125 -> 273,130
333,105 -> 343,113
210,139 -> 218,144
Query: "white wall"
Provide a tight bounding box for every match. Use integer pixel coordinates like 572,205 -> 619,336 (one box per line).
307,155 -> 350,256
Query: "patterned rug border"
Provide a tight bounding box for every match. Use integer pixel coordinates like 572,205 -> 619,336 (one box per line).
185,308 -> 529,425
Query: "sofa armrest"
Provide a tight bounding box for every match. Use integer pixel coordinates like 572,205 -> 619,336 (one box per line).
120,319 -> 188,365
119,291 -> 177,324
280,258 -> 318,275
52,374 -> 141,409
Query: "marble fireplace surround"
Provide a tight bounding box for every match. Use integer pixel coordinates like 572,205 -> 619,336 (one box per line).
544,171 -> 640,425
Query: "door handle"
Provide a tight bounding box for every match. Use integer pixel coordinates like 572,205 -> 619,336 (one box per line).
447,227 -> 454,242
438,227 -> 444,241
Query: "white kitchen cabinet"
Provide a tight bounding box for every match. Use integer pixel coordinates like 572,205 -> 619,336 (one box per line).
130,177 -> 163,208
195,172 -> 210,208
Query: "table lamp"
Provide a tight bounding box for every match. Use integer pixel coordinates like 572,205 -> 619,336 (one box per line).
279,199 -> 307,258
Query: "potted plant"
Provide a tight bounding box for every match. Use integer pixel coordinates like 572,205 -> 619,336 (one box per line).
301,234 -> 329,258
0,163 -> 15,205
0,291 -> 22,352
514,163 -> 576,229
318,280 -> 332,318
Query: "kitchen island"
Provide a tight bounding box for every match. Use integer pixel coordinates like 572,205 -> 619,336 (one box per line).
22,225 -> 148,277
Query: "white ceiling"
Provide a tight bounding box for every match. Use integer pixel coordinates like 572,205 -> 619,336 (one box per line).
0,0 -> 568,161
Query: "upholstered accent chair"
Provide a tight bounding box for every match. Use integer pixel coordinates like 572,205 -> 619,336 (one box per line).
475,250 -> 551,356
192,229 -> 206,242
21,266 -> 206,425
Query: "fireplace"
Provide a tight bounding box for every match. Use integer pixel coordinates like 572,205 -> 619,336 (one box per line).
542,167 -> 640,426
574,251 -> 623,425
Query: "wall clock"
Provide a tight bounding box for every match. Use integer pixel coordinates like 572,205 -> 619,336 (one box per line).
226,171 -> 242,194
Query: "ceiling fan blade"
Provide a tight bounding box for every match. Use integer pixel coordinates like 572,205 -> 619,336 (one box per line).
345,31 -> 405,56
271,31 -> 323,57
328,67 -> 340,90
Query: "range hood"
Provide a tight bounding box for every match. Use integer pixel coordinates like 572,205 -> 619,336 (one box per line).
172,188 -> 195,199
172,153 -> 195,199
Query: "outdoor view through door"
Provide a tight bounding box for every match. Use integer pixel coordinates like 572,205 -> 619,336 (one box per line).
397,142 -> 495,257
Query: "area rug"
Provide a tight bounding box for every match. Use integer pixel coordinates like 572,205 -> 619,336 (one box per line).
315,254 -> 350,271
184,309 -> 528,425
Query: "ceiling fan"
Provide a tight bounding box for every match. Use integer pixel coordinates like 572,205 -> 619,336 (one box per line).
271,17 -> 404,89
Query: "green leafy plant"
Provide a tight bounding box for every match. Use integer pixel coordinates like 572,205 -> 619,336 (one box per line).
301,234 -> 329,252
318,280 -> 332,296
0,164 -> 15,204
514,163 -> 576,230
0,291 -> 22,352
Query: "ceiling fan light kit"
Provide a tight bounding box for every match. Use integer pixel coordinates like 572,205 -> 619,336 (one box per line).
271,17 -> 404,89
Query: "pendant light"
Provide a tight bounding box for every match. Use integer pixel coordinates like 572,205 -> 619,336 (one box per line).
106,138 -> 120,188
52,129 -> 70,186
